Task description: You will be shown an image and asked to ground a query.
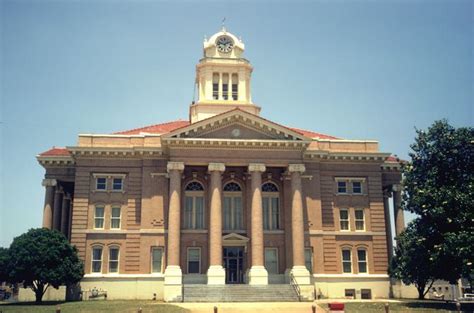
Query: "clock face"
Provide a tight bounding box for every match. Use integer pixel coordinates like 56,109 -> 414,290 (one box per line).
216,36 -> 234,53
231,128 -> 241,138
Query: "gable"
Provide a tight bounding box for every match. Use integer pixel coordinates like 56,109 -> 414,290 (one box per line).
163,109 -> 311,142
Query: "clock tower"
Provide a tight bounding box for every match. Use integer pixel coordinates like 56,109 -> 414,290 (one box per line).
190,28 -> 261,123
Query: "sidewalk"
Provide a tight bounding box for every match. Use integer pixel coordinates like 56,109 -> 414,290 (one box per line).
175,302 -> 326,313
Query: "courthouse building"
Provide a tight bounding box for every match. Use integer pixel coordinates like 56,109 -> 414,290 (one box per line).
37,28 -> 404,301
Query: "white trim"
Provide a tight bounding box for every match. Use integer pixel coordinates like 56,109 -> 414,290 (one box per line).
93,173 -> 127,178
94,206 -> 105,230
313,274 -> 389,278
110,206 -> 121,230
151,246 -> 164,274
84,273 -> 165,278
91,246 -> 103,274
306,230 -> 386,236
108,246 -> 120,274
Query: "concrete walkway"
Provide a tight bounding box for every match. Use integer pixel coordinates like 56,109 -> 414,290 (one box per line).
175,302 -> 326,313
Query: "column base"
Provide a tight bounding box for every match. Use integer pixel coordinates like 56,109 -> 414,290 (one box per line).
164,265 -> 182,302
207,265 -> 226,285
289,266 -> 311,285
247,266 -> 268,285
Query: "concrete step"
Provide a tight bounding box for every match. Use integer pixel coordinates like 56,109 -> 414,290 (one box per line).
183,284 -> 300,302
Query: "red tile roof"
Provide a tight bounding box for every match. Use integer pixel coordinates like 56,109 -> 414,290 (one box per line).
39,147 -> 71,157
386,155 -> 400,162
288,127 -> 339,140
114,120 -> 190,135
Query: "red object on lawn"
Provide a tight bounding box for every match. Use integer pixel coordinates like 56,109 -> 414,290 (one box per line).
328,302 -> 345,311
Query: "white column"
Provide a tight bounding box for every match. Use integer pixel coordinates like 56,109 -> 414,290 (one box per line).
218,72 -> 223,100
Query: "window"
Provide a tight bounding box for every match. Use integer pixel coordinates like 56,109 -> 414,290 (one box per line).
232,83 -> 238,100
345,289 -> 356,299
91,246 -> 103,273
96,177 -> 107,190
305,248 -> 313,273
352,181 -> 362,194
264,248 -> 278,274
111,207 -> 121,229
94,206 -> 105,229
108,247 -> 119,273
112,178 -> 123,191
361,289 -> 372,299
337,181 -> 347,193
151,247 -> 163,273
355,209 -> 365,231
223,182 -> 243,230
184,182 -> 205,229
222,83 -> 228,100
187,248 -> 201,274
342,249 -> 352,273
262,182 -> 280,230
339,209 -> 349,231
357,249 -> 367,273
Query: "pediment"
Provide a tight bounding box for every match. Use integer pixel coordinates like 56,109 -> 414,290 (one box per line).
162,109 -> 310,142
222,233 -> 249,243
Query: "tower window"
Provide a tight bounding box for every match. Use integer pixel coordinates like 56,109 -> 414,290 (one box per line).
232,84 -> 238,100
212,83 -> 219,100
222,83 -> 228,100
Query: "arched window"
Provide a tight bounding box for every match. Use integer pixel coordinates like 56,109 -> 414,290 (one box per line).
108,246 -> 120,273
184,181 -> 205,229
262,182 -> 280,230
91,246 -> 103,273
223,182 -> 243,230
357,248 -> 368,273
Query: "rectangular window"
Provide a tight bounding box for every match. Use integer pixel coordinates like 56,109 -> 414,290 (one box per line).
222,83 -> 228,100
361,289 -> 372,299
223,197 -> 232,229
305,248 -> 313,273
263,197 -> 270,230
263,196 -> 279,230
96,177 -> 107,191
91,247 -> 103,273
212,83 -> 219,100
264,248 -> 278,274
108,247 -> 119,273
342,249 -> 352,273
234,197 -> 242,229
232,83 -> 238,100
112,178 -> 123,191
94,206 -> 105,229
184,196 -> 193,229
195,196 -> 204,229
357,249 -> 367,273
151,247 -> 163,273
271,197 -> 280,229
187,248 -> 201,274
355,209 -> 365,231
352,181 -> 362,194
111,207 -> 121,229
339,209 -> 349,231
337,181 -> 347,193
345,289 -> 356,299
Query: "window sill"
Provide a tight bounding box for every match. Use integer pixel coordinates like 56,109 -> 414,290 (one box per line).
263,230 -> 284,234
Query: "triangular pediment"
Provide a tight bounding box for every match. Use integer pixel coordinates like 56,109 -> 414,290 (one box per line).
162,109 -> 311,142
222,233 -> 249,242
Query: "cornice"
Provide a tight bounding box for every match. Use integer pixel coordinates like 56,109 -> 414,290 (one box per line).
67,147 -> 165,158
304,151 -> 391,162
37,155 -> 75,167
163,138 -> 310,150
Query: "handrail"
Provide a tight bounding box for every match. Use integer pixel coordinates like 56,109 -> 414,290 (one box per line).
289,272 -> 302,302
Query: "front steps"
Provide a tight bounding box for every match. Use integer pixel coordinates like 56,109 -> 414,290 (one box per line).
183,284 -> 300,302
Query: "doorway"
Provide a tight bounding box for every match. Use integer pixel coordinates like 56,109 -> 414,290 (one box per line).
223,246 -> 244,284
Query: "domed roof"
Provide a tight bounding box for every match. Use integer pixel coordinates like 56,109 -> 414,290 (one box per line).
203,27 -> 245,51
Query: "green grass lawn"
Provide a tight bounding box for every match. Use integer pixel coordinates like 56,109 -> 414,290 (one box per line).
321,301 -> 474,313
0,300 -> 189,313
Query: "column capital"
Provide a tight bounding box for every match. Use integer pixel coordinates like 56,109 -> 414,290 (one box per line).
288,164 -> 306,173
248,163 -> 266,173
208,163 -> 225,172
42,178 -> 57,187
167,162 -> 185,173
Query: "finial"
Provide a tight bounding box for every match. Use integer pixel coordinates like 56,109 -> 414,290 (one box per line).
221,17 -> 226,32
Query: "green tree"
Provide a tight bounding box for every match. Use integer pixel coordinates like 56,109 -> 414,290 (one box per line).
6,228 -> 84,303
389,220 -> 437,299
402,120 -> 474,285
0,247 -> 9,282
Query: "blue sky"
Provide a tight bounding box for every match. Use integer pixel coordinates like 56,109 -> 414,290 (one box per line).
1,0 -> 472,247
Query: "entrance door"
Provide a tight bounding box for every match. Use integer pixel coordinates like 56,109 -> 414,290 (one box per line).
223,247 -> 244,284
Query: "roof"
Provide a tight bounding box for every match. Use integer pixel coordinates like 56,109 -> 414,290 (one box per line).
114,120 -> 190,135
115,116 -> 339,140
39,147 -> 71,157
